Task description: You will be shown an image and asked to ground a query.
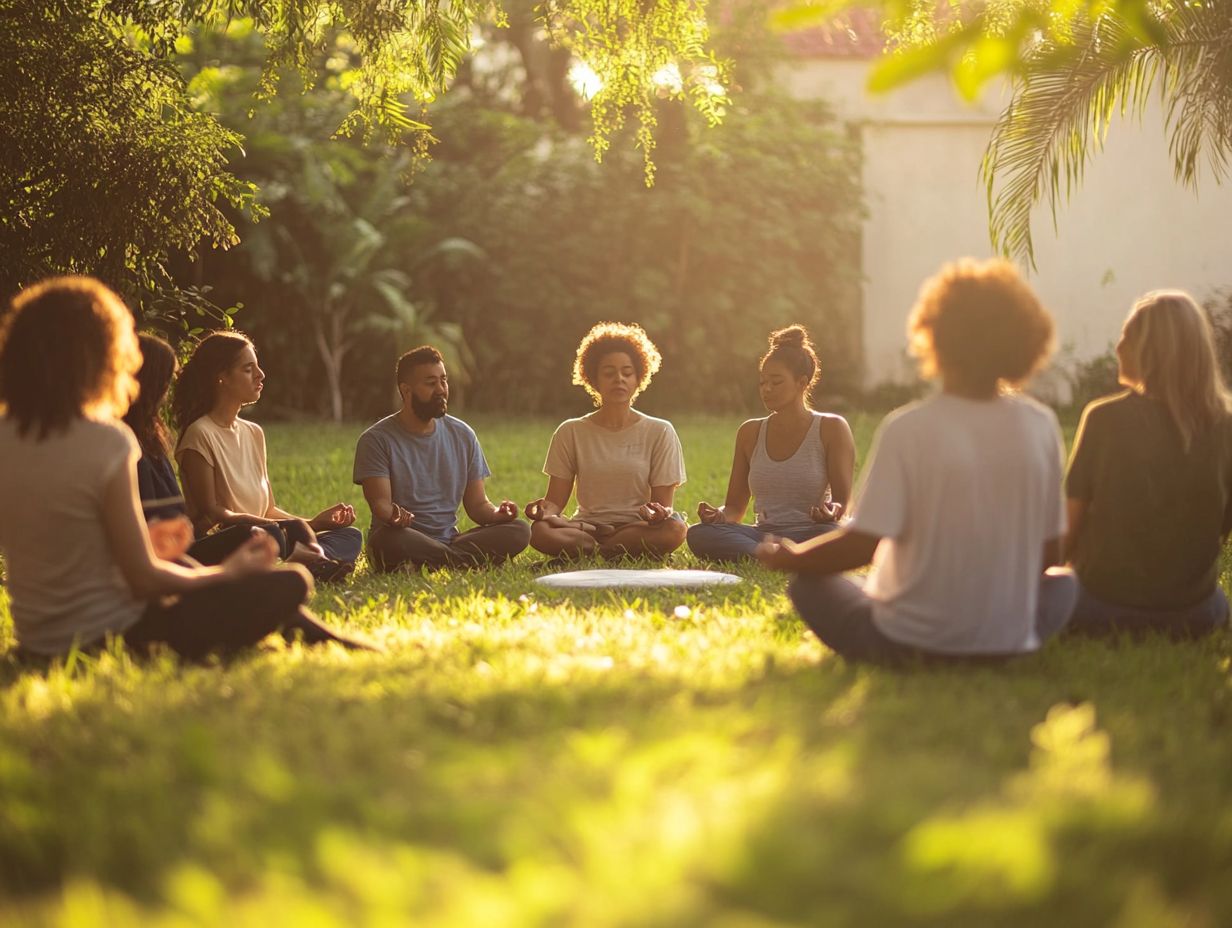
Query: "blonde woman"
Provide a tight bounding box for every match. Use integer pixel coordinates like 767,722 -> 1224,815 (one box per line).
1065,291 -> 1232,637
525,322 -> 687,561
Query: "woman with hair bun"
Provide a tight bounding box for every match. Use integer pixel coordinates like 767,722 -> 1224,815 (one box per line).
173,331 -> 362,582
759,259 -> 1076,666
525,321 -> 687,561
688,325 -> 855,563
1064,290 -> 1232,637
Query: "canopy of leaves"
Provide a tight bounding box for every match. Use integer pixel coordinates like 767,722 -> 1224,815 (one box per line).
0,2 -> 257,315
2,0 -> 728,314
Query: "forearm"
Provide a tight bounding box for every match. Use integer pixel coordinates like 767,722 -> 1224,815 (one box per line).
788,528 -> 879,575
468,500 -> 501,526
129,559 -> 225,599
369,498 -> 401,524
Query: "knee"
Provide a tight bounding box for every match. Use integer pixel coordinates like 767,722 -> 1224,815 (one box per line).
272,564 -> 313,603
662,516 -> 688,549
686,522 -> 721,556
507,519 -> 532,545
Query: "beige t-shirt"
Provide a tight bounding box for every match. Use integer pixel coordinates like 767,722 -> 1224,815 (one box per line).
543,412 -> 686,524
176,415 -> 272,525
0,417 -> 145,655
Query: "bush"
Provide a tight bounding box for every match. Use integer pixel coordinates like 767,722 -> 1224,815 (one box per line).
399,96 -> 864,415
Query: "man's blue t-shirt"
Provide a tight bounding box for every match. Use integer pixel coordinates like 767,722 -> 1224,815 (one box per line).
352,414 -> 491,541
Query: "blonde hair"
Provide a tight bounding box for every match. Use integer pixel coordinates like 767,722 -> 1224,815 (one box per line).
0,276 -> 140,438
1118,290 -> 1232,451
908,258 -> 1055,390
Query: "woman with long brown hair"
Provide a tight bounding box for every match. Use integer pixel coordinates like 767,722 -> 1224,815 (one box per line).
172,331 -> 362,582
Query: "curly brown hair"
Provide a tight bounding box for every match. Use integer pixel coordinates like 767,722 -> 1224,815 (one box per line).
572,322 -> 663,406
0,276 -> 140,439
908,258 -> 1055,390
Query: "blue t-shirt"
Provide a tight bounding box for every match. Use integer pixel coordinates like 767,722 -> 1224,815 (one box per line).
352,414 -> 491,541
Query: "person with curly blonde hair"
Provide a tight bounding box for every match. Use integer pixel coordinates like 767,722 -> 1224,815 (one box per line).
759,259 -> 1076,665
1064,290 -> 1232,637
525,322 -> 687,561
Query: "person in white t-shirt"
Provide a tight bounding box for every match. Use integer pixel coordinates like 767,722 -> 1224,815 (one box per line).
525,322 -> 687,561
758,258 -> 1077,664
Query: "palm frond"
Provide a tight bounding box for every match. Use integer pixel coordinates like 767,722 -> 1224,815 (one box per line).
982,14 -> 1159,264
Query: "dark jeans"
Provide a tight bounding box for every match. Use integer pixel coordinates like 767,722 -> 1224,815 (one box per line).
368,521 -> 531,572
1067,582 -> 1230,639
122,567 -> 358,660
190,521 -> 363,566
686,521 -> 839,563
786,569 -> 1078,667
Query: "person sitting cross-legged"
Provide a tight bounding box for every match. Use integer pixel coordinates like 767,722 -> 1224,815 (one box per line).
758,258 -> 1077,666
1064,290 -> 1232,638
525,322 -> 687,562
687,324 -> 855,563
353,346 -> 530,572
173,331 -> 363,583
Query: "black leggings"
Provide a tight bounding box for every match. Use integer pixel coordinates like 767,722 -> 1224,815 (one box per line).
122,568 -> 354,660
188,521 -> 363,566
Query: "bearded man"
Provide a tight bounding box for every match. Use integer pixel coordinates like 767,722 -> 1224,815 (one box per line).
353,346 -> 530,571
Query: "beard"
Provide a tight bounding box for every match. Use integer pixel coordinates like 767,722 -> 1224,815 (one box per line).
412,394 -> 447,419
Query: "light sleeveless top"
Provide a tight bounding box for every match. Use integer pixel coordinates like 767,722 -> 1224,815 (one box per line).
749,412 -> 828,529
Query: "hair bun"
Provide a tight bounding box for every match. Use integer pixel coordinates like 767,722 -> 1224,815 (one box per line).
769,324 -> 810,350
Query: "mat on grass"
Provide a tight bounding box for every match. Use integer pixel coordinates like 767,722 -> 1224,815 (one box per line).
534,568 -> 742,589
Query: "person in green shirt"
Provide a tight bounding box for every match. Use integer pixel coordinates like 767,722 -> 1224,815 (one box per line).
1065,290 -> 1232,637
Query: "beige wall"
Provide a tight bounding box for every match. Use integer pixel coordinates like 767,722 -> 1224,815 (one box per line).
781,59 -> 1232,394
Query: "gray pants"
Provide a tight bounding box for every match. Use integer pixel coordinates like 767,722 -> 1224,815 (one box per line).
1068,581 -> 1229,639
787,568 -> 1078,666
367,521 -> 531,572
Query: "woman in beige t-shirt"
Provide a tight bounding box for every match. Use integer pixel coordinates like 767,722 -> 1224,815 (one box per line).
525,322 -> 687,561
172,332 -> 362,581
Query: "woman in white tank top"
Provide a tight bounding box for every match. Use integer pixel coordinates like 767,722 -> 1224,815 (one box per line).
687,326 -> 855,563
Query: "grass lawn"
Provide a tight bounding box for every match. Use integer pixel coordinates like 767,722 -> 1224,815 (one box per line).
2,412 -> 1231,926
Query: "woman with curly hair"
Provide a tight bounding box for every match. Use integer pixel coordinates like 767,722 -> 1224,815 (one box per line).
525,321 -> 687,561
1064,291 -> 1232,637
173,331 -> 362,582
759,259 -> 1076,665
688,324 -> 855,562
0,277 -> 367,659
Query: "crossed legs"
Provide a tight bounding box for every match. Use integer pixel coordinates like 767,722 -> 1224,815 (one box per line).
368,522 -> 531,572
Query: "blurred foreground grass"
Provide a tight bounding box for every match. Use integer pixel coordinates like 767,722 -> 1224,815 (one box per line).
1,413 -> 1230,927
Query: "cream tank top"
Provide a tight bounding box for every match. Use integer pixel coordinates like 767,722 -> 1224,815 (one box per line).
749,412 -> 829,528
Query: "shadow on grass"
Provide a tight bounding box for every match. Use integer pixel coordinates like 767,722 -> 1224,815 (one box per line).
1,627 -> 1230,925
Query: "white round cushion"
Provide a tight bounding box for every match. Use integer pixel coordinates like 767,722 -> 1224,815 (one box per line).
534,568 -> 743,589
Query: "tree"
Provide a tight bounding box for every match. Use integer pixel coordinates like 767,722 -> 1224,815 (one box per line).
980,1 -> 1232,263
241,150 -> 476,422
1,0 -> 727,314
775,0 -> 1232,263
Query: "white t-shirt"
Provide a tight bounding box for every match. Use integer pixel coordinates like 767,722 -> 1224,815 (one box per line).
543,412 -> 686,524
176,415 -> 271,524
0,417 -> 145,654
849,393 -> 1066,654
